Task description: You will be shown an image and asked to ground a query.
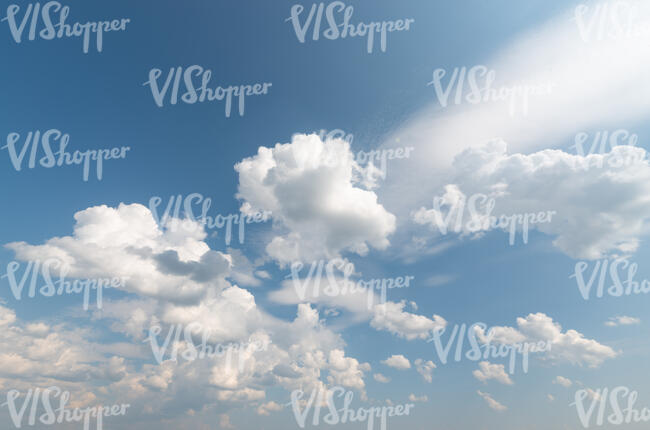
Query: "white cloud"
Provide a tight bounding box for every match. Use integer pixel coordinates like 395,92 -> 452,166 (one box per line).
371,301 -> 446,340
472,361 -> 513,385
477,390 -> 507,412
255,270 -> 271,279
412,142 -> 650,259
326,349 -> 370,392
0,303 -> 127,390
474,323 -> 526,344
159,286 -> 266,344
235,134 -> 396,265
379,2 -> 650,223
605,316 -> 641,327
6,203 -> 232,303
473,313 -> 618,368
226,248 -> 266,287
2,203 -> 377,421
269,271 -> 444,337
553,376 -> 572,387
373,373 -> 390,383
582,388 -> 602,401
0,303 -> 16,327
219,413 -> 234,429
105,303 -> 368,415
268,270 -> 378,319
381,354 -> 411,370
256,401 -> 283,416
91,298 -> 157,341
414,359 -> 436,383
408,394 -> 428,402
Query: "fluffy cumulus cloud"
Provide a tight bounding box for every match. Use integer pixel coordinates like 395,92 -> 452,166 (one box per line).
41,302 -> 367,424
6,203 -> 232,303
477,390 -> 507,412
474,313 -> 618,367
0,303 -> 133,401
326,349 -> 371,392
472,361 -> 513,385
371,301 -> 446,340
235,133 -> 396,265
1,203 -> 377,425
381,354 -> 411,370
413,141 -> 650,259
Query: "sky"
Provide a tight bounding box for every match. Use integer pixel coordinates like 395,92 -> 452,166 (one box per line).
2,0 -> 650,429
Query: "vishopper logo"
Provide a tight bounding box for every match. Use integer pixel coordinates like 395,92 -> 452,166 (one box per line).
286,1 -> 415,54
1,386 -> 129,429
425,323 -> 551,374
571,129 -> 646,170
572,386 -> 650,427
571,258 -> 650,300
2,2 -> 130,53
427,65 -> 555,116
148,193 -> 271,245
2,129 -> 130,182
416,189 -> 556,246
288,386 -> 414,430
145,322 -> 271,367
287,258 -> 414,311
143,65 -> 272,117
0,259 -> 127,311
574,1 -> 650,42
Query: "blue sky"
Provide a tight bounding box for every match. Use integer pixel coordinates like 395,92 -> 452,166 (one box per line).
2,0 -> 650,429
